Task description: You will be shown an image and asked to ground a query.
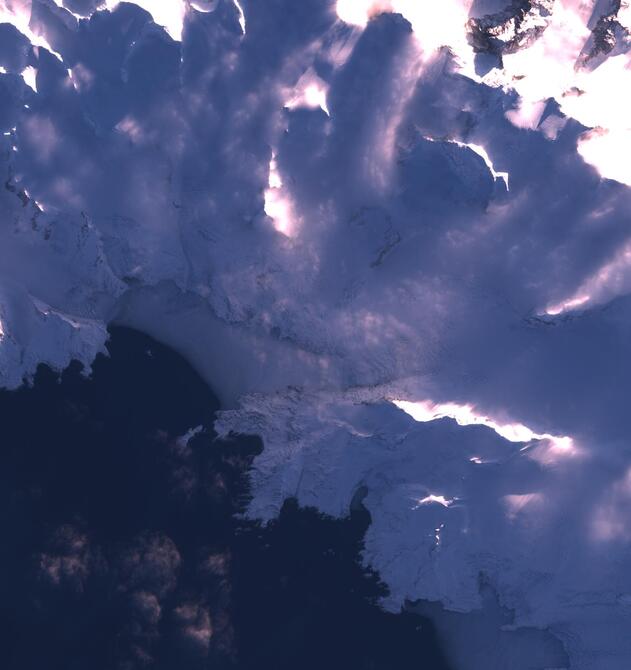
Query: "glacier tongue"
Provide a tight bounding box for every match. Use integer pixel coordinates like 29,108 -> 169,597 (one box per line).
215,386 -> 631,669
3,1 -> 631,667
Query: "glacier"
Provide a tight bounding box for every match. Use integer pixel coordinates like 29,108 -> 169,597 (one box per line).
3,0 -> 631,667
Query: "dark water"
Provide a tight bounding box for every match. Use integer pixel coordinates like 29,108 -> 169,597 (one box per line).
0,327 -> 451,670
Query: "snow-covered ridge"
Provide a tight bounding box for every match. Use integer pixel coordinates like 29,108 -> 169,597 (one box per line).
214,385 -> 627,668
3,1 -> 631,667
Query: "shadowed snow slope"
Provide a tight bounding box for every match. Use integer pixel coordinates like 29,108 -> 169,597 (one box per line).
3,0 -> 631,667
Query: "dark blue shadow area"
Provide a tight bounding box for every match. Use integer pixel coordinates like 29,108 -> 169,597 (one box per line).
0,327 -> 451,670
230,499 -> 452,670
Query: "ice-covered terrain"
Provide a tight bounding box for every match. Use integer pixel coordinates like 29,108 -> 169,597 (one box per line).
3,0 -> 631,667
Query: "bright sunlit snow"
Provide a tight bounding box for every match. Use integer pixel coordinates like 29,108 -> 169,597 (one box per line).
3,0 -> 631,667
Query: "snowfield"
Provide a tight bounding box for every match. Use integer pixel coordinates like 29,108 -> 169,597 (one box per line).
3,0 -> 631,667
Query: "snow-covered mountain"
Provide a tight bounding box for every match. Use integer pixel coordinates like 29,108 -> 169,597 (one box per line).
3,1 -> 631,667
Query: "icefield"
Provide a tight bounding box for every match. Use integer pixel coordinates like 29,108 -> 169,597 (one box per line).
3,0 -> 631,666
